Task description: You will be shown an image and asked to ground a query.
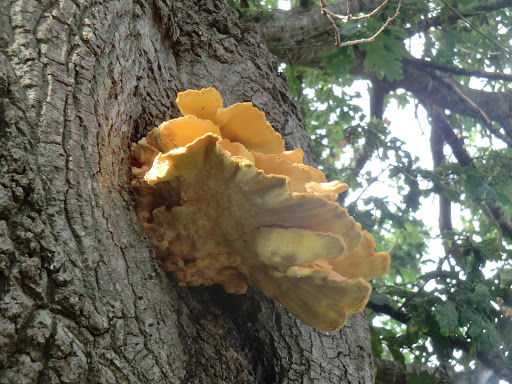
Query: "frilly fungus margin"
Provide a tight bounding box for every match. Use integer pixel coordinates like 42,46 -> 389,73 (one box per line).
130,88 -> 390,331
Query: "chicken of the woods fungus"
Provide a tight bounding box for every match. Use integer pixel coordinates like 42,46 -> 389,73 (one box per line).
130,88 -> 390,331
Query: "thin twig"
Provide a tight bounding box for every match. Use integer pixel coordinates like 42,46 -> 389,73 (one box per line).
325,0 -> 391,21
339,0 -> 402,48
304,85 -> 334,120
399,277 -> 431,310
320,0 -> 401,48
320,0 -> 342,46
353,164 -> 391,203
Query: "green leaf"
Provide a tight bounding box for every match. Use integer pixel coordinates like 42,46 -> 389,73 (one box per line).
360,33 -> 406,81
460,310 -> 486,341
339,22 -> 361,37
388,342 -> 406,363
408,371 -> 439,384
495,190 -> 512,207
499,269 -> 512,287
437,182 -> 460,202
370,292 -> 391,306
471,283 -> 493,312
282,65 -> 301,98
434,301 -> 459,337
404,177 -> 421,211
324,46 -> 355,77
370,327 -> 385,359
464,173 -> 497,203
364,197 -> 406,229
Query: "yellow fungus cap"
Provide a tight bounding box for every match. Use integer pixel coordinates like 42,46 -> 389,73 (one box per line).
146,115 -> 221,153
176,87 -> 223,121
238,226 -> 346,271
131,88 -> 390,331
280,148 -> 304,164
213,102 -> 285,154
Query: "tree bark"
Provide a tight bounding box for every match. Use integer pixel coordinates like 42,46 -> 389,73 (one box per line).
0,0 -> 374,383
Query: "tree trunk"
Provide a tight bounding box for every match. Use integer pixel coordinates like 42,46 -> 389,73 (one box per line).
0,0 -> 374,382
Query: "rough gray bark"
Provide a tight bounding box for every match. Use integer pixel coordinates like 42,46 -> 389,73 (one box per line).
243,0 -> 382,67
0,0 -> 375,383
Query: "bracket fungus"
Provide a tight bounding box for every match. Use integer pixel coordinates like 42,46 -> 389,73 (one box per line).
131,88 -> 390,331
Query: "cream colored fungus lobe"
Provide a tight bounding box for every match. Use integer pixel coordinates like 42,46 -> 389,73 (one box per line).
131,88 -> 390,331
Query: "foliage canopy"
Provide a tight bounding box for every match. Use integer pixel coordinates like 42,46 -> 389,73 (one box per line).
234,0 -> 512,382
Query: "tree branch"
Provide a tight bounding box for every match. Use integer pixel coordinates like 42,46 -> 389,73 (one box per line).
390,64 -> 512,142
439,0 -> 512,57
466,0 -> 512,12
430,109 -> 454,234
428,107 -> 512,241
339,78 -> 391,204
366,298 -> 411,323
429,106 -> 466,260
403,58 -> 512,82
429,107 -> 473,167
405,0 -> 512,37
254,12 -> 512,135
370,77 -> 391,120
375,359 -> 460,384
450,338 -> 512,381
320,0 -> 342,46
246,0 -> 382,66
428,72 -> 512,146
482,203 -> 512,241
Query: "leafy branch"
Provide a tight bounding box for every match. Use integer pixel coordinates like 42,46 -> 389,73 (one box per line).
438,0 -> 512,57
403,57 -> 512,82
405,0 -> 512,37
428,106 -> 512,240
